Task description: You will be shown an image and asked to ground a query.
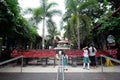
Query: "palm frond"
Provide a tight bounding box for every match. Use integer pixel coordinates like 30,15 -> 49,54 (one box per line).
46,19 -> 56,29
46,2 -> 58,11
32,8 -> 43,24
78,0 -> 98,11
65,0 -> 78,12
46,10 -> 61,18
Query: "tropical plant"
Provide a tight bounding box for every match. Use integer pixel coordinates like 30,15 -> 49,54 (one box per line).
26,0 -> 61,49
98,14 -> 120,44
46,20 -> 60,47
0,0 -> 39,49
107,0 -> 120,9
92,0 -> 120,49
63,0 -> 98,49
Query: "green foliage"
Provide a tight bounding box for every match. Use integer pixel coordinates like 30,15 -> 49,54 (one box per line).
26,0 -> 61,27
107,0 -> 120,9
6,0 -> 20,17
63,0 -> 98,48
65,0 -> 78,12
0,0 -> 39,49
25,0 -> 61,48
46,18 -> 60,46
78,0 -> 98,11
98,14 -> 120,44
98,15 -> 120,33
0,0 -> 20,35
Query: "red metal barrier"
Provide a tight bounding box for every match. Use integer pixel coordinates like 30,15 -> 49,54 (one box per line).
11,49 -> 56,58
11,49 -> 116,58
64,49 -> 83,57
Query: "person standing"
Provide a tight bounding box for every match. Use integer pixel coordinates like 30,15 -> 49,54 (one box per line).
82,46 -> 90,70
63,53 -> 68,70
56,50 -> 62,65
89,45 -> 97,68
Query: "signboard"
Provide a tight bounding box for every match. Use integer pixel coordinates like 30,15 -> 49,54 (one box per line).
107,35 -> 115,43
107,35 -> 115,46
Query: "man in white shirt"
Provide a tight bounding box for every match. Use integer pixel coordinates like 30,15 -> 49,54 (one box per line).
89,45 -> 97,68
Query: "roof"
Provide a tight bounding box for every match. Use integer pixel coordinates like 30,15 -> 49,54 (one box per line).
57,40 -> 70,44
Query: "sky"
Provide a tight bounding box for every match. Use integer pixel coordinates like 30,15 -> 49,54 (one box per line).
18,0 -> 65,37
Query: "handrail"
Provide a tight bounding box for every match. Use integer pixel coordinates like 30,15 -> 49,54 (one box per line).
100,55 -> 120,72
0,56 -> 23,65
0,56 -> 24,72
101,55 -> 120,64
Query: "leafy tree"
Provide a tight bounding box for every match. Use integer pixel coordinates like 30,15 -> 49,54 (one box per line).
0,0 -> 39,49
26,0 -> 61,49
92,0 -> 120,49
107,0 -> 120,9
63,0 -> 98,49
98,14 -> 120,45
46,20 -> 60,47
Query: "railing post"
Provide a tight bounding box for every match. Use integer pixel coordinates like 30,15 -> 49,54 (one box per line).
101,55 -> 103,72
62,55 -> 64,80
57,67 -> 59,80
56,53 -> 61,80
21,56 -> 23,73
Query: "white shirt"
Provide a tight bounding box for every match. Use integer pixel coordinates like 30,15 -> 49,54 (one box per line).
83,49 -> 89,57
89,47 -> 97,56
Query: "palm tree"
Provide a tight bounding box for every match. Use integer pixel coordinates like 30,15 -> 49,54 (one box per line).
27,0 -> 61,49
64,0 -> 80,49
62,10 -> 73,40
64,0 -> 98,49
46,19 -> 60,47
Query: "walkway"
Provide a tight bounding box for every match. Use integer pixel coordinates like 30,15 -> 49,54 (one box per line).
0,72 -> 120,80
0,65 -> 120,80
0,64 -> 120,72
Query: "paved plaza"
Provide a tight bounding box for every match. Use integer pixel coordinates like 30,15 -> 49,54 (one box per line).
0,72 -> 120,80
0,64 -> 120,73
0,64 -> 120,80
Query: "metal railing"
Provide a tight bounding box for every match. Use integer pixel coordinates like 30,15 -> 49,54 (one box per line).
100,55 -> 120,72
0,56 -> 23,72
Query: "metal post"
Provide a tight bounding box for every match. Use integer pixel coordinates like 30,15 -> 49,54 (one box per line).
101,55 -> 103,72
56,51 -> 65,80
56,67 -> 59,80
62,55 -> 64,80
57,53 -> 61,80
60,54 -> 62,80
21,56 -> 23,73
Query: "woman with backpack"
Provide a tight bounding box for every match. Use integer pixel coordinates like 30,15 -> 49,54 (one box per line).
89,45 -> 97,68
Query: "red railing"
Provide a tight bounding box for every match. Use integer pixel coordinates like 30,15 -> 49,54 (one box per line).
64,49 -> 83,57
11,49 -> 56,58
11,49 -> 117,58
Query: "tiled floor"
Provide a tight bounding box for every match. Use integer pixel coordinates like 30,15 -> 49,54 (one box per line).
0,64 -> 120,80
0,72 -> 120,80
0,64 -> 120,73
